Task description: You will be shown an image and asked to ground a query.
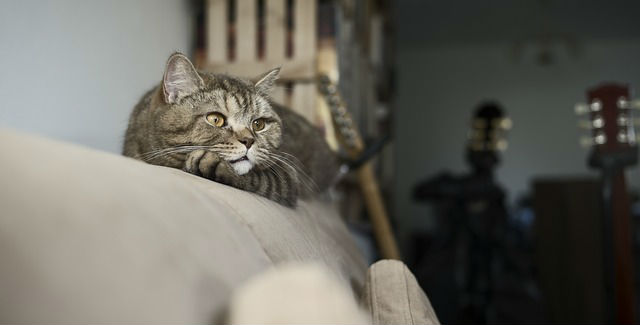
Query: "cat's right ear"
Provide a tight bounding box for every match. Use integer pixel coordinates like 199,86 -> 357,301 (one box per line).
253,67 -> 280,94
162,53 -> 204,104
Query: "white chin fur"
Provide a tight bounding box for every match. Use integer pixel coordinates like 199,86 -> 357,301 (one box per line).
231,160 -> 253,175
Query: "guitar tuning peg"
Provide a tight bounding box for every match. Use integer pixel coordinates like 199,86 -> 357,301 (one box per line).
617,115 -> 629,126
577,116 -> 604,129
594,132 -> 607,145
577,120 -> 593,129
593,116 -> 604,128
575,103 -> 590,115
579,134 -> 606,147
618,115 -> 640,127
576,100 -> 603,114
495,139 -> 508,151
580,136 -> 594,148
618,97 -> 640,110
617,97 -> 630,109
618,116 -> 640,127
617,132 -> 630,143
500,118 -> 513,130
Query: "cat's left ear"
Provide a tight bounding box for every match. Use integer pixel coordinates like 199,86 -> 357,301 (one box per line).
254,67 -> 280,94
163,52 -> 204,104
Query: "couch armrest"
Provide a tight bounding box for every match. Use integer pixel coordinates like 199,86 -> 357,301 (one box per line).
363,260 -> 440,325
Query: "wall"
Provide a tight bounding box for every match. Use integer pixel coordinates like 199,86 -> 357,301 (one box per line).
0,0 -> 194,153
395,39 -> 640,236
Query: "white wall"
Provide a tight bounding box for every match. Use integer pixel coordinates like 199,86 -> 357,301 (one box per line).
395,39 -> 640,233
0,0 -> 194,152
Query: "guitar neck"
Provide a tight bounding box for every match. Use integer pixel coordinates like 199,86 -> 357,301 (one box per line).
605,170 -> 636,324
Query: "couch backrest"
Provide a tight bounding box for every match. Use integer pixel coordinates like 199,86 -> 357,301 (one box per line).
0,128 -> 366,322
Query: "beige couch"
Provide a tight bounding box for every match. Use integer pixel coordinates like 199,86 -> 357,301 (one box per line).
0,129 -> 438,324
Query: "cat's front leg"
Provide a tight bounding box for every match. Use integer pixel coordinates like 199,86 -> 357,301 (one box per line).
182,150 -> 249,190
214,162 -> 299,207
183,150 -> 298,207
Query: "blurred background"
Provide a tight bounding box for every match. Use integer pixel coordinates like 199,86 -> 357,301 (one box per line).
1,0 -> 640,323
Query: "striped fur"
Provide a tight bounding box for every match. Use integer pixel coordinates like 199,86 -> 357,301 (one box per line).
123,53 -> 339,207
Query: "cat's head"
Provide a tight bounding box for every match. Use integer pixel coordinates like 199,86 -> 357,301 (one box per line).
154,52 -> 282,175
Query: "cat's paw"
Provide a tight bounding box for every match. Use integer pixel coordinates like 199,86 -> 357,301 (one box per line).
183,150 -> 222,178
183,150 -> 238,184
210,160 -> 238,185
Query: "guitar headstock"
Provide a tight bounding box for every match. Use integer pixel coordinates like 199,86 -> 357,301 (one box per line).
467,102 -> 512,152
576,83 -> 640,168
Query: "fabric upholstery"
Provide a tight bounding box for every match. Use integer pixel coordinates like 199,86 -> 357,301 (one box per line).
0,128 -> 366,323
363,260 -> 440,325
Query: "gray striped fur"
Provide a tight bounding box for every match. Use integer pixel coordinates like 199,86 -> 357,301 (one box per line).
123,53 -> 339,207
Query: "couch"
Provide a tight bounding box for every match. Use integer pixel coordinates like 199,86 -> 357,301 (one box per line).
0,128 -> 438,323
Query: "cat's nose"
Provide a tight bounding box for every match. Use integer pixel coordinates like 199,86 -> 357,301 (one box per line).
239,137 -> 254,149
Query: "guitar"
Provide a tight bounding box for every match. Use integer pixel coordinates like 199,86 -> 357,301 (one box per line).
576,83 -> 640,324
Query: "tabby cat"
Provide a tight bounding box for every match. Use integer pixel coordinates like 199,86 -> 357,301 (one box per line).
123,53 -> 339,207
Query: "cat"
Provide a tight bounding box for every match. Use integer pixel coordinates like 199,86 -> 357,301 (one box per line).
123,52 -> 340,207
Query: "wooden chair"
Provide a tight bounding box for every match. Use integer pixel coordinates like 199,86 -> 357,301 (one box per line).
203,0 -> 317,121
201,0 -> 399,259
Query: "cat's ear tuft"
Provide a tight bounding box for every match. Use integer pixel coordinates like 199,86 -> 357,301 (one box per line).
162,52 -> 204,104
254,67 -> 280,94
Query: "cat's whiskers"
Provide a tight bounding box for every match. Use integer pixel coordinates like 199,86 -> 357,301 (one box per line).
269,151 -> 318,190
257,153 -> 287,182
139,146 -> 203,162
275,151 -> 308,170
257,153 -> 308,198
275,151 -> 321,192
258,149 -> 309,180
260,150 -> 318,194
139,145 -> 224,162
257,155 -> 288,201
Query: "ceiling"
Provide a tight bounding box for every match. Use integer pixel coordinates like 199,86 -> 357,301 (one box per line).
395,0 -> 640,45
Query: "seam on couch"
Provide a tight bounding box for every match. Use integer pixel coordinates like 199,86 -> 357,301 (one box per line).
371,263 -> 379,324
402,265 -> 415,325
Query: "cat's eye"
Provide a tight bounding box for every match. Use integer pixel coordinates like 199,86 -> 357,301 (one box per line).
205,112 -> 226,127
252,118 -> 266,131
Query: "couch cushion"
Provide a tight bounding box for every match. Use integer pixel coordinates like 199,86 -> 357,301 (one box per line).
0,129 -> 366,322
363,260 -> 440,325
